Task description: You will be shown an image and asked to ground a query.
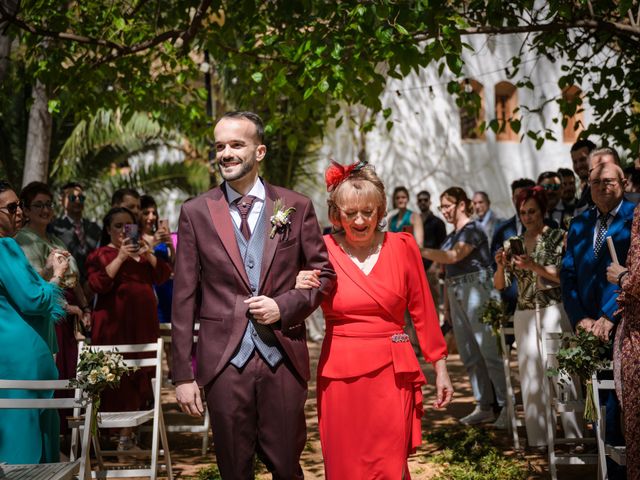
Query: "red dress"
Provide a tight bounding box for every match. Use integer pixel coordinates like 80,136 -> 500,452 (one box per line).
86,246 -> 172,412
318,233 -> 447,479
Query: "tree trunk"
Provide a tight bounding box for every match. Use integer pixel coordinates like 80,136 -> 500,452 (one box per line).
22,79 -> 52,186
0,0 -> 19,84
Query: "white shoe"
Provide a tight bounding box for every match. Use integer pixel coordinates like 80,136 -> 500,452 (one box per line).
491,407 -> 508,430
459,406 -> 495,425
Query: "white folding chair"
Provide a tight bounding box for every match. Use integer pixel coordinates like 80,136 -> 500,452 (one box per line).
592,368 -> 626,480
159,323 -> 211,455
498,323 -> 522,450
79,339 -> 172,480
0,379 -> 93,480
540,330 -> 597,479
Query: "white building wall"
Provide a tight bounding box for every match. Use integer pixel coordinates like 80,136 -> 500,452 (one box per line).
310,34 -> 598,226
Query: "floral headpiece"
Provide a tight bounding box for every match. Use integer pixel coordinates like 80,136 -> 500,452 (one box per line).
324,159 -> 368,192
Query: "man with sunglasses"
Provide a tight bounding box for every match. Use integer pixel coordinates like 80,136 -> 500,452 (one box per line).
50,182 -> 101,285
0,181 -> 24,237
537,171 -> 570,229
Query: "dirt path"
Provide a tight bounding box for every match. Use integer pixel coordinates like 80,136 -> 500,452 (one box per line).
161,341 -> 598,479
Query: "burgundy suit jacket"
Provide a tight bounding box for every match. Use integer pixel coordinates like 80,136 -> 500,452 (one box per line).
171,180 -> 336,386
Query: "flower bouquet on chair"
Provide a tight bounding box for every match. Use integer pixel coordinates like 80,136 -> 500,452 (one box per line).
479,298 -> 509,354
70,347 -> 137,433
546,328 -> 611,422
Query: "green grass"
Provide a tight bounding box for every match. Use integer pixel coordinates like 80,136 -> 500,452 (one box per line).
425,426 -> 529,480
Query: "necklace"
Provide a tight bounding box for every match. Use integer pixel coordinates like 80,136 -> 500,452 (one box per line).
341,239 -> 382,273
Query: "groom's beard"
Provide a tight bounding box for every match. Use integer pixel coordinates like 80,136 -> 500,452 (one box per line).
218,156 -> 257,182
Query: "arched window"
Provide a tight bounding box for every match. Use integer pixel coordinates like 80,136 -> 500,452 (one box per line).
562,85 -> 583,143
494,81 -> 518,142
460,79 -> 485,141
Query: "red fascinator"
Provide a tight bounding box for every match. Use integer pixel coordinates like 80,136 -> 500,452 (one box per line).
325,159 -> 368,192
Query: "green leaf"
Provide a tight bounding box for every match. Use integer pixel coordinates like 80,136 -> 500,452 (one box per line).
251,72 -> 263,83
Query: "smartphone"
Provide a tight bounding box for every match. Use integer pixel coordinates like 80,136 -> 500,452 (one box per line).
158,219 -> 169,232
509,238 -> 525,256
123,224 -> 140,250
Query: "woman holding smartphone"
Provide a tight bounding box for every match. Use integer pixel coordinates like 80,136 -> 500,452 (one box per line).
493,186 -> 581,449
140,195 -> 175,323
86,206 -> 172,451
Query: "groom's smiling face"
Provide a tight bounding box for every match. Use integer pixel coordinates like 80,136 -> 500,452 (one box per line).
214,117 -> 266,183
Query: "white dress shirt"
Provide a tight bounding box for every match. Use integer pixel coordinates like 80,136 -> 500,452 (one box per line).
225,179 -> 266,235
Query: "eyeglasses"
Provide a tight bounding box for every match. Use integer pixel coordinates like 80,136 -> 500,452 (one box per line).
417,198 -> 430,203
0,201 -> 23,215
68,194 -> 85,203
541,184 -> 561,191
338,208 -> 376,220
437,203 -> 456,212
29,201 -> 54,210
590,178 -> 620,188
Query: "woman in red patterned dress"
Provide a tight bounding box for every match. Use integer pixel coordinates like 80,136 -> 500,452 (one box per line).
296,162 -> 453,478
607,203 -> 640,479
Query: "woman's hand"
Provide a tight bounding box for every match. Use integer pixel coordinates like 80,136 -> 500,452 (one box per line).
494,248 -> 508,268
513,254 -> 536,271
117,238 -> 139,261
432,358 -> 454,409
49,249 -> 70,279
295,269 -> 321,289
65,303 -> 83,319
154,226 -> 173,246
606,263 -> 627,285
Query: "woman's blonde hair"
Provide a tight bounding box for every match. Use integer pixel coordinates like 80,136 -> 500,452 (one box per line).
327,166 -> 387,229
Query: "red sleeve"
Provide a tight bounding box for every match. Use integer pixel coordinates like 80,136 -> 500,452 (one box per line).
400,233 -> 448,363
86,248 -> 116,294
151,257 -> 172,285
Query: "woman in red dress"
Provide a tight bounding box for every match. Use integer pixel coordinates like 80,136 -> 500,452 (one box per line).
86,207 -> 172,450
297,162 -> 453,478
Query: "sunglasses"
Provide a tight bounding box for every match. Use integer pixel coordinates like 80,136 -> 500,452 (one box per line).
68,194 -> 86,203
541,184 -> 561,191
0,201 -> 23,215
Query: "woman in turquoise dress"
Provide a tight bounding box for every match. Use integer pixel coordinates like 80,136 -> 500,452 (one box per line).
388,186 -> 424,245
0,181 -> 68,464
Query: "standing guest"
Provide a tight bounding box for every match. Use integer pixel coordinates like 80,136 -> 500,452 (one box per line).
606,203 -> 640,480
623,166 -> 640,200
0,180 -> 69,464
561,159 -> 632,480
491,179 -> 537,317
295,162 -> 453,478
140,195 -> 175,324
172,111 -> 335,479
50,182 -> 102,286
558,168 -> 578,219
494,186 -> 582,448
422,187 -> 507,427
86,206 -> 172,451
111,188 -> 141,221
537,171 -> 569,229
389,186 -> 424,245
472,191 -> 503,241
417,189 -> 447,303
571,139 -> 597,212
15,182 -> 91,358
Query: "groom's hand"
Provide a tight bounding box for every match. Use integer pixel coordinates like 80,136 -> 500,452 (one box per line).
175,380 -> 204,417
245,296 -> 281,325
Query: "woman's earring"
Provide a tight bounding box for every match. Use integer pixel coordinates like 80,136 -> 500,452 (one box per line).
378,218 -> 388,230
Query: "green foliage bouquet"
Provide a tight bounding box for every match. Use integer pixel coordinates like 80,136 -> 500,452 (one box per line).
547,328 -> 611,422
70,346 -> 136,432
480,298 -> 509,354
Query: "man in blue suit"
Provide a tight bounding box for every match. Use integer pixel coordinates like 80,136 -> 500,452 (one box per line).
561,152 -> 631,479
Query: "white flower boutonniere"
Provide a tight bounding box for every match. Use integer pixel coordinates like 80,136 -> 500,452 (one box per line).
270,199 -> 296,239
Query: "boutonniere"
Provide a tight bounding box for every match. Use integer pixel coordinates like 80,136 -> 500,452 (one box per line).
270,199 -> 296,239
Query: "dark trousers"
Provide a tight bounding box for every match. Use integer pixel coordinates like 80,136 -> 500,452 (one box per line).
205,352 -> 307,480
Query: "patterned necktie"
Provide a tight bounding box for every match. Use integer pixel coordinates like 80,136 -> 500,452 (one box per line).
235,195 -> 256,240
594,212 -> 610,257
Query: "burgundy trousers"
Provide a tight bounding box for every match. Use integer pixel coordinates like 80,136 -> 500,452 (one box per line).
204,352 -> 307,479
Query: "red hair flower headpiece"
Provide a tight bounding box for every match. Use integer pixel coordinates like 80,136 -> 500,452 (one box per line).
324,159 -> 368,192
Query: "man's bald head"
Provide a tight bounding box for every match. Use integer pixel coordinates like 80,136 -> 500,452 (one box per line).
589,162 -> 625,213
588,147 -> 620,172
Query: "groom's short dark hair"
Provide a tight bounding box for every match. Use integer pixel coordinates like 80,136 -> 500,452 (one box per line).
220,111 -> 265,143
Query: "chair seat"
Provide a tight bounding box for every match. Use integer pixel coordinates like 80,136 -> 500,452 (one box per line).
97,409 -> 154,428
0,461 -> 80,480
605,445 -> 626,465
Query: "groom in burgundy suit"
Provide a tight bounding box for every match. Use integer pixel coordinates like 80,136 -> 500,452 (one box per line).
172,111 -> 335,479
